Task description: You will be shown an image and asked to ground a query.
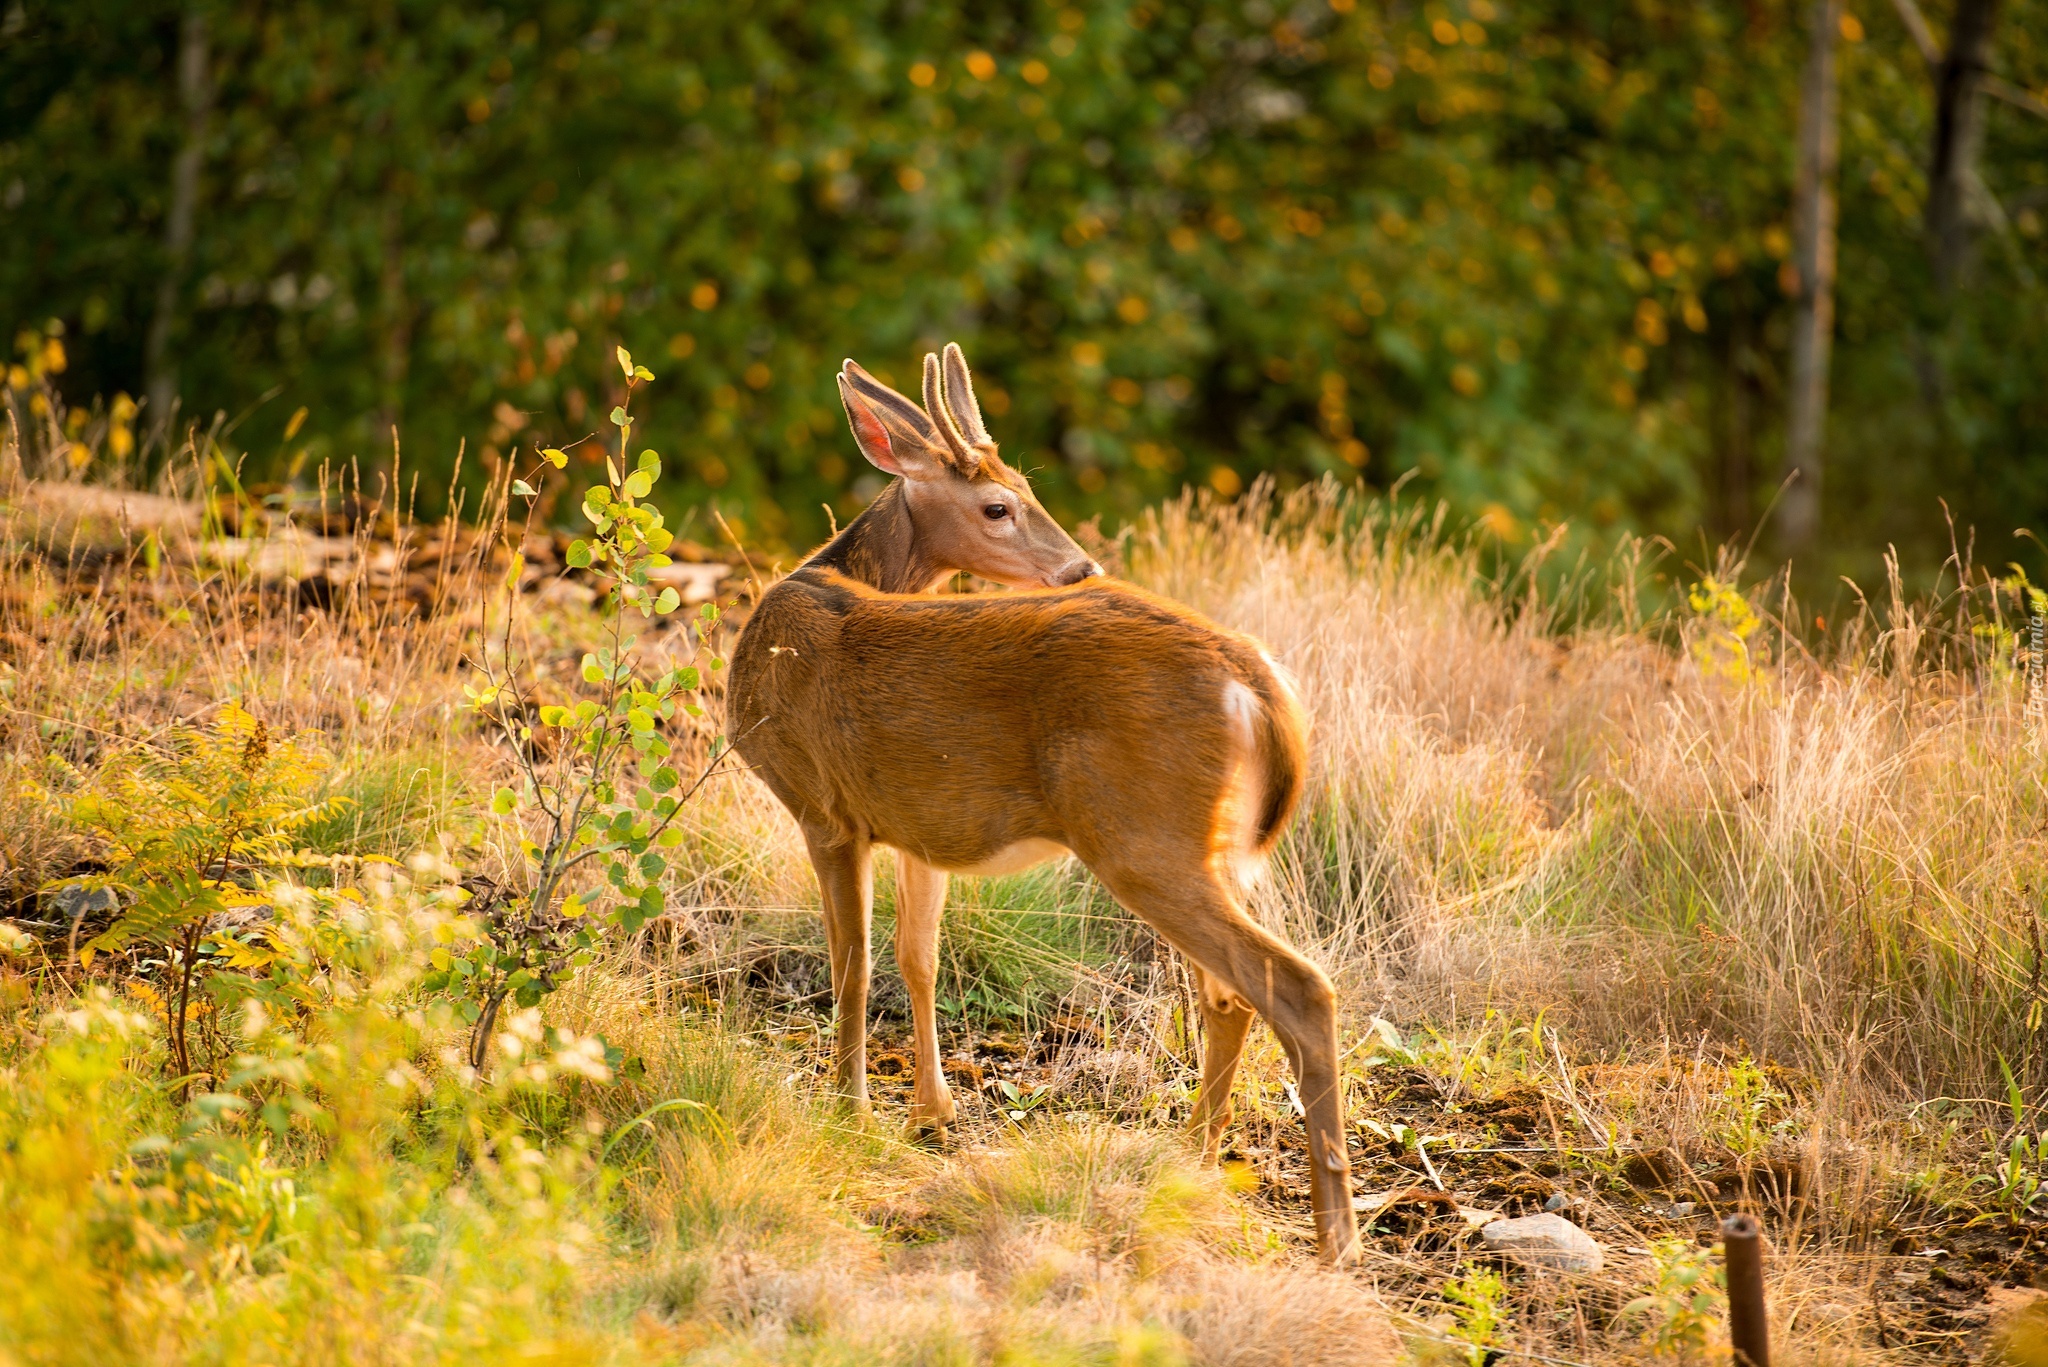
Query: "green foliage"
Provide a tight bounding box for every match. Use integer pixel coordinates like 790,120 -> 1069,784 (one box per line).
995,1078 -> 1052,1124
1442,1262 -> 1508,1366
6,1 -> 2045,583
1713,1056 -> 1795,1160
35,702 -> 349,1090
1976,1127 -> 2048,1224
1413,1009 -> 1549,1094
1687,576 -> 1763,684
1967,1055 -> 2048,1224
294,748 -> 457,858
0,872 -> 626,1365
448,350 -> 726,1070
1620,1237 -> 1725,1360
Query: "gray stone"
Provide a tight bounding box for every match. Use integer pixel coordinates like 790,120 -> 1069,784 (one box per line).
1479,1212 -> 1605,1273
50,884 -> 121,921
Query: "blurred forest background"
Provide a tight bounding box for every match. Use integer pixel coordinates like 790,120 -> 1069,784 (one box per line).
3,0 -> 2045,586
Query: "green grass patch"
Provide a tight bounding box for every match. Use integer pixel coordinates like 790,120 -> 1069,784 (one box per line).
297,747 -> 461,857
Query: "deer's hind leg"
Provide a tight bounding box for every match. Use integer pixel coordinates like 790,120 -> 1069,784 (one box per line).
1188,964 -> 1255,1164
893,848 -> 957,1133
803,826 -> 874,1117
1093,862 -> 1359,1265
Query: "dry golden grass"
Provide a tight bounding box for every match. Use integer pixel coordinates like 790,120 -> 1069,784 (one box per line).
1122,483 -> 2045,1101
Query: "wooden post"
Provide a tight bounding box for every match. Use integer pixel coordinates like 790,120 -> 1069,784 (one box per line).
1722,1212 -> 1771,1367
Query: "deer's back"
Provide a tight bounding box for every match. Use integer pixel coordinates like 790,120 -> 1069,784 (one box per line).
727,572 -> 1288,868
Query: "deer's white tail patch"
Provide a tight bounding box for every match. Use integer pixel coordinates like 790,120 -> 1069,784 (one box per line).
1219,679 -> 1270,891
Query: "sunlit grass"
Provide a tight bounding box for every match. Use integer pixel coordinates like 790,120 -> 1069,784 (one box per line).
1,464 -> 2042,1363
299,745 -> 464,859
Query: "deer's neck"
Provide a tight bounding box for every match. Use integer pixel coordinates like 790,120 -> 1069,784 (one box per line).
801,480 -> 946,594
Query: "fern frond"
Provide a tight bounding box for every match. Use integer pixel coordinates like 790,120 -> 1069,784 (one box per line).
271,796 -> 356,832
207,932 -> 280,972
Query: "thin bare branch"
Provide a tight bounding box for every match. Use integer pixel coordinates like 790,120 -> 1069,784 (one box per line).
1888,0 -> 1941,67
1985,73 -> 2048,120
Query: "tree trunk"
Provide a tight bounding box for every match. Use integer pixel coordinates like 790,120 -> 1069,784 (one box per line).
1720,329 -> 1758,538
1778,0 -> 1842,559
143,10 -> 212,440
1925,0 -> 2004,291
376,188 -> 411,446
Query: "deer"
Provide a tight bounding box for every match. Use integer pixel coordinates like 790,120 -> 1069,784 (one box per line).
725,344 -> 1360,1264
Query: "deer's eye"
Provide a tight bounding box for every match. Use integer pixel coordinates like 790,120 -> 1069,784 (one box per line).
982,503 -> 1009,520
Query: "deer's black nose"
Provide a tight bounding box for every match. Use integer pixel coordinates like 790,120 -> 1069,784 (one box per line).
1054,559 -> 1104,586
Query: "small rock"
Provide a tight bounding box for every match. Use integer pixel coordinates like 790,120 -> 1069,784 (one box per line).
1671,1201 -> 1697,1217
646,560 -> 730,605
1480,1212 -> 1605,1273
1543,1191 -> 1568,1212
49,884 -> 121,923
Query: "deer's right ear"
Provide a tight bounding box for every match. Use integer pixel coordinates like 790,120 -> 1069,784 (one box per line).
838,372 -> 904,475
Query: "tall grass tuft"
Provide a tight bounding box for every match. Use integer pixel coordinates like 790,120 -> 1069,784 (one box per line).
1120,480 -> 2045,1103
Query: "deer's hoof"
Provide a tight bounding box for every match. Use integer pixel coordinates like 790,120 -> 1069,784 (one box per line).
908,1095 -> 957,1136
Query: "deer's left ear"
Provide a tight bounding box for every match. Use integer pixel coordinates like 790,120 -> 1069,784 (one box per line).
839,359 -> 953,479
837,373 -> 903,476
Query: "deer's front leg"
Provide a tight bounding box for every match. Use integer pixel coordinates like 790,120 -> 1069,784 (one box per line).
804,828 -> 874,1115
893,849 -> 956,1133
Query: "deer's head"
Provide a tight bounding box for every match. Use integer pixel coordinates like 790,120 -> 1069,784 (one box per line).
837,344 -> 1102,590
